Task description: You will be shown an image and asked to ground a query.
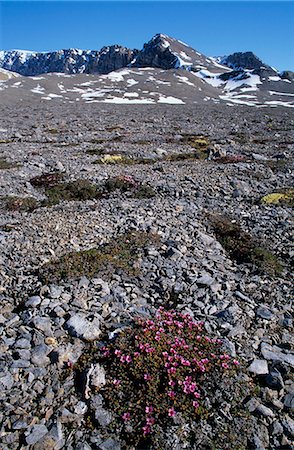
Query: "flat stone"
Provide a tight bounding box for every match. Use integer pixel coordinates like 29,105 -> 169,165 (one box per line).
31,344 -> 51,367
248,359 -> 269,375
265,368 -> 284,390
256,307 -> 274,320
0,372 -> 14,389
90,364 -> 106,388
281,415 -> 294,437
65,314 -> 101,341
25,296 -> 41,307
197,273 -> 214,286
99,438 -> 121,450
255,404 -> 275,418
26,424 -> 48,445
284,393 -> 294,409
261,343 -> 294,367
95,408 -> 112,427
12,420 -> 28,430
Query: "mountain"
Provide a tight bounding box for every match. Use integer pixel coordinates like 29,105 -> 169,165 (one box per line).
218,51 -> 274,72
0,34 -> 230,76
0,34 -> 293,108
132,34 -> 227,73
0,46 -> 137,76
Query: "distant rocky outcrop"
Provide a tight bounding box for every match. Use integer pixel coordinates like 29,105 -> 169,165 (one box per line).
280,70 -> 294,81
131,34 -> 178,69
219,51 -> 277,77
0,46 -> 138,76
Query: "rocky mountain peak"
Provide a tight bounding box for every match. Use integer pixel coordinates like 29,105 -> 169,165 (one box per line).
220,51 -> 275,72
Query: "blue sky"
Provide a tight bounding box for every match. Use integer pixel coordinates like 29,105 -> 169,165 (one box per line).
0,2 -> 293,70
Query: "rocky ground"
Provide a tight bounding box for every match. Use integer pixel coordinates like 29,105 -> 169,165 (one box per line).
0,102 -> 293,449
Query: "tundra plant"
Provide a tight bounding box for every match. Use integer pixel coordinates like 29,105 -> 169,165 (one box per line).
97,308 -> 239,446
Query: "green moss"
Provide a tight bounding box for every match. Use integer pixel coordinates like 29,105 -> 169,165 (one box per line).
133,185 -> 156,199
177,134 -> 210,160
0,158 -> 21,170
93,155 -> 157,165
44,179 -> 102,205
180,135 -> 209,148
209,214 -> 282,275
3,196 -> 39,212
105,126 -> 124,132
47,128 -> 59,134
134,139 -> 152,145
90,138 -> 106,144
86,148 -> 106,156
103,177 -> 156,198
167,151 -> 205,162
260,190 -> 294,206
40,231 -> 160,282
251,247 -> 282,275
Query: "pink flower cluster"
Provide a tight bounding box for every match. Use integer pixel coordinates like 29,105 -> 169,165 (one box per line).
117,174 -> 139,188
102,307 -> 239,438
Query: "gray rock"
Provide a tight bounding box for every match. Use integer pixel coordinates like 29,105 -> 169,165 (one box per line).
33,317 -> 53,336
31,344 -> 51,367
79,276 -> 90,289
281,415 -> 294,437
11,359 -> 30,368
256,307 -> 273,320
284,393 -> 294,409
49,285 -> 64,299
261,343 -> 294,367
265,368 -> 284,390
255,404 -> 275,418
26,424 -> 48,445
15,338 -> 31,349
272,420 -> 283,435
65,314 -> 101,341
99,438 -> 121,450
95,408 -> 112,426
248,359 -> 269,375
26,295 -> 41,307
0,372 -> 14,389
197,272 -> 214,286
12,420 -> 28,430
90,363 -> 106,388
251,424 -> 270,449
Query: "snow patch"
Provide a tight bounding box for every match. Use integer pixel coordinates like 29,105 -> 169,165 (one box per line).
103,97 -> 155,104
158,95 -> 184,104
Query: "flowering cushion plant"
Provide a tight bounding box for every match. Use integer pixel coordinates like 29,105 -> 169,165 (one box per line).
97,308 -> 239,446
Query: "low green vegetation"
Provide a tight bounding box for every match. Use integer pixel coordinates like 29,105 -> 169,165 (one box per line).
0,157 -> 21,170
93,154 -> 157,165
40,231 -> 160,282
104,175 -> 156,198
74,309 -> 243,449
260,189 -> 294,207
178,134 -> 210,160
209,214 -> 282,275
44,179 -> 102,205
3,196 -> 39,212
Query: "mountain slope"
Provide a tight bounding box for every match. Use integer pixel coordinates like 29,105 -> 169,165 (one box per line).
0,34 -> 293,107
0,34 -> 230,76
0,67 -> 20,81
0,46 -> 138,76
132,34 -> 228,73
